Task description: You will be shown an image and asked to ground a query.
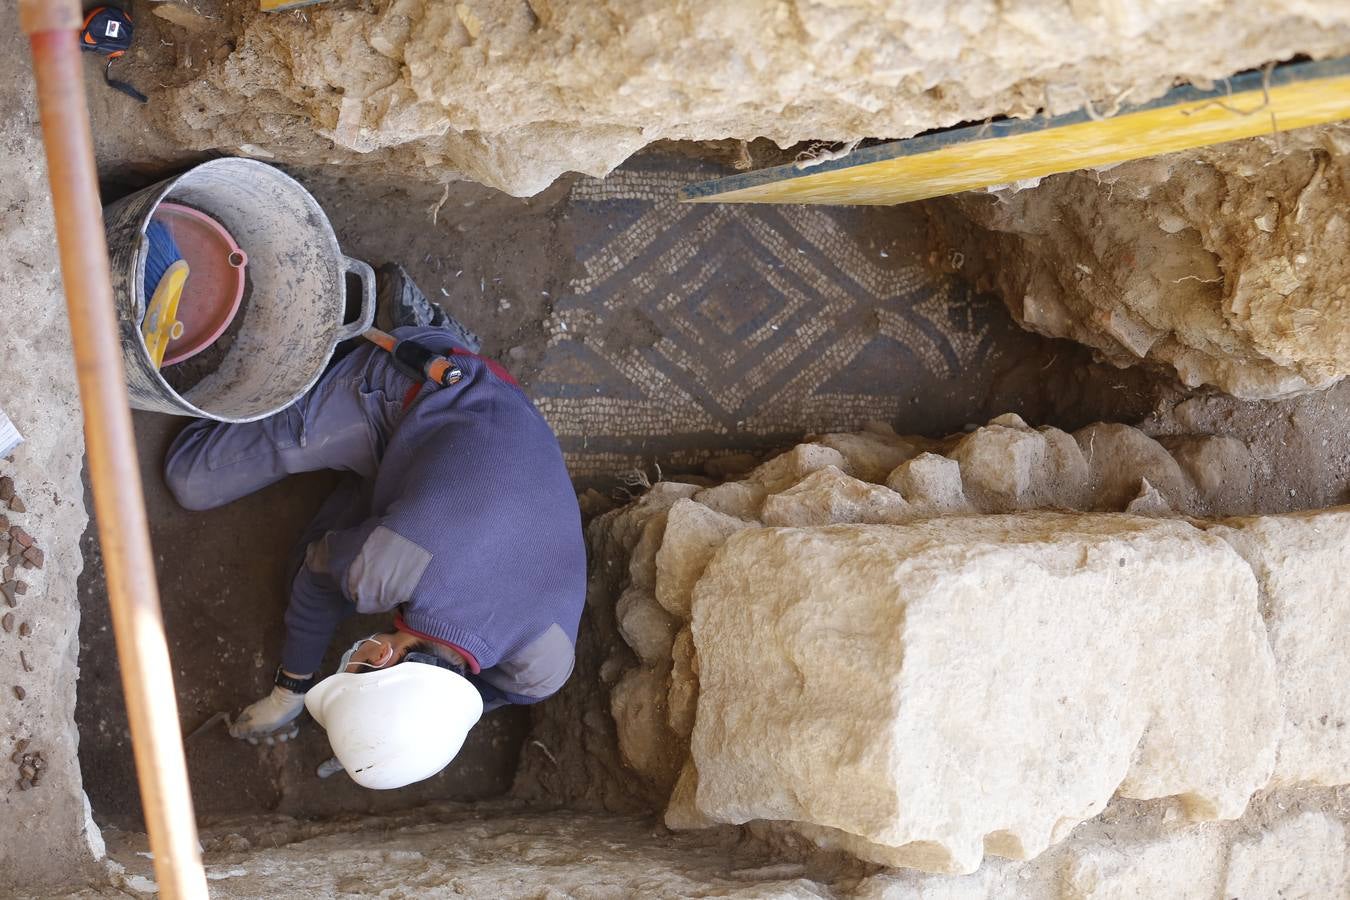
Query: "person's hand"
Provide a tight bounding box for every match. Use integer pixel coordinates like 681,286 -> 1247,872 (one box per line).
229,685 -> 306,745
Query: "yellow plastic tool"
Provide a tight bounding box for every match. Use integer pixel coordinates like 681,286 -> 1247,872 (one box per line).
142,259 -> 189,369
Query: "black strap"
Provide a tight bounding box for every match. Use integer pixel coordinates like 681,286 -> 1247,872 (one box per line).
104,58 -> 148,104
274,667 -> 319,694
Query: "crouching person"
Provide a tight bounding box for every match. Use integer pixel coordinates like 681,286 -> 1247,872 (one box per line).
163,280 -> 585,789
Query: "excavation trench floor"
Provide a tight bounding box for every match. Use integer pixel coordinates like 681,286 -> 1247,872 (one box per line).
77,152 -> 1157,829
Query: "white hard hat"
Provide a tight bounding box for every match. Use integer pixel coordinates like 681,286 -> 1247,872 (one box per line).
304,662 -> 483,790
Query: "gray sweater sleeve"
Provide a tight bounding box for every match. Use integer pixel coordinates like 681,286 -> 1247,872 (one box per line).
280,518 -> 430,673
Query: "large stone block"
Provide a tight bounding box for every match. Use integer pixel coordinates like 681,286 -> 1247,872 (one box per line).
687,515 -> 1279,874
1223,810 -> 1347,899
1210,507 -> 1350,787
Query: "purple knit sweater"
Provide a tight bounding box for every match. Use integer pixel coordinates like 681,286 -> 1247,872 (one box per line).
282,329 -> 585,703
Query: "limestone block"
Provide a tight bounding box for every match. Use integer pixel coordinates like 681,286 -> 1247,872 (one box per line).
760,467 -> 915,527
615,586 -> 679,666
628,512 -> 667,593
1061,826 -> 1226,900
885,453 -> 973,516
814,433 -> 921,484
654,499 -> 754,620
1075,424 -> 1193,512
1209,507 -> 1350,787
692,481 -> 768,521
687,515 -> 1278,874
1164,435 -> 1255,516
1223,811 -> 1347,899
949,416 -> 1089,512
853,797 -> 1347,900
610,662 -> 683,791
664,761 -> 714,831
747,444 -> 849,494
667,627 -> 698,739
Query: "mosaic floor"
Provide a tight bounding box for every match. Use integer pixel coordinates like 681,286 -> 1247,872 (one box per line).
531,159 -> 1045,481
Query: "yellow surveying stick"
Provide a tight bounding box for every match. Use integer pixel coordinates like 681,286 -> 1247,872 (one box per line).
260,0 -> 333,10
681,56 -> 1350,207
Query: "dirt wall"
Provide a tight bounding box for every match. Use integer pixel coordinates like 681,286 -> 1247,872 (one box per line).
930,125 -> 1350,400
0,17 -> 102,894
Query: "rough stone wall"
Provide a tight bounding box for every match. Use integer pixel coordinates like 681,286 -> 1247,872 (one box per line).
581,415 -> 1350,882
930,125 -> 1350,400
0,18 -> 101,895
856,793 -> 1350,899
156,1 -> 1350,196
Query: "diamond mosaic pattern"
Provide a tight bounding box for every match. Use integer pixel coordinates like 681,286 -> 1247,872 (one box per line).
530,160 -> 1004,481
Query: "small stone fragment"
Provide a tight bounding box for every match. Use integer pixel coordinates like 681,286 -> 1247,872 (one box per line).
1,613 -> 11,632
18,622 -> 30,637
13,581 -> 24,596
0,477 -> 12,502
14,738 -> 28,752
18,651 -> 30,673
16,778 -> 28,791
12,686 -> 24,701
7,496 -> 22,514
9,527 -> 31,549
0,583 -> 14,607
21,547 -> 41,569
0,515 -> 7,532
2,565 -> 11,580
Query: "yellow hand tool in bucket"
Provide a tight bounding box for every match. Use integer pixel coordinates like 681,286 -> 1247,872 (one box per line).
141,259 -> 189,369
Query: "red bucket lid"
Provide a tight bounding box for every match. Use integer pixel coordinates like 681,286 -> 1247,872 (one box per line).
149,202 -> 248,366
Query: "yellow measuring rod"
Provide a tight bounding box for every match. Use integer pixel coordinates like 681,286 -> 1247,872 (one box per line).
681,56 -> 1350,207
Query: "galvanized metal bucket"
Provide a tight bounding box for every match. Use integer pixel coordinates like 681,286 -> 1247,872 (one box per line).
103,158 -> 375,422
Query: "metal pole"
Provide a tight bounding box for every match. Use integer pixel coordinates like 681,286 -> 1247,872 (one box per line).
19,2 -> 209,896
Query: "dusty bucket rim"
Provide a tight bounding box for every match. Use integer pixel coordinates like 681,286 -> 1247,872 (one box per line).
131,158 -> 347,422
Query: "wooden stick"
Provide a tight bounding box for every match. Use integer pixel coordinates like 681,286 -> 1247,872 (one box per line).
20,3 -> 209,897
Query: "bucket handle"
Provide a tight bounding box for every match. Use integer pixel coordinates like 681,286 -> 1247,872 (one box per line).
336,255 -> 377,343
